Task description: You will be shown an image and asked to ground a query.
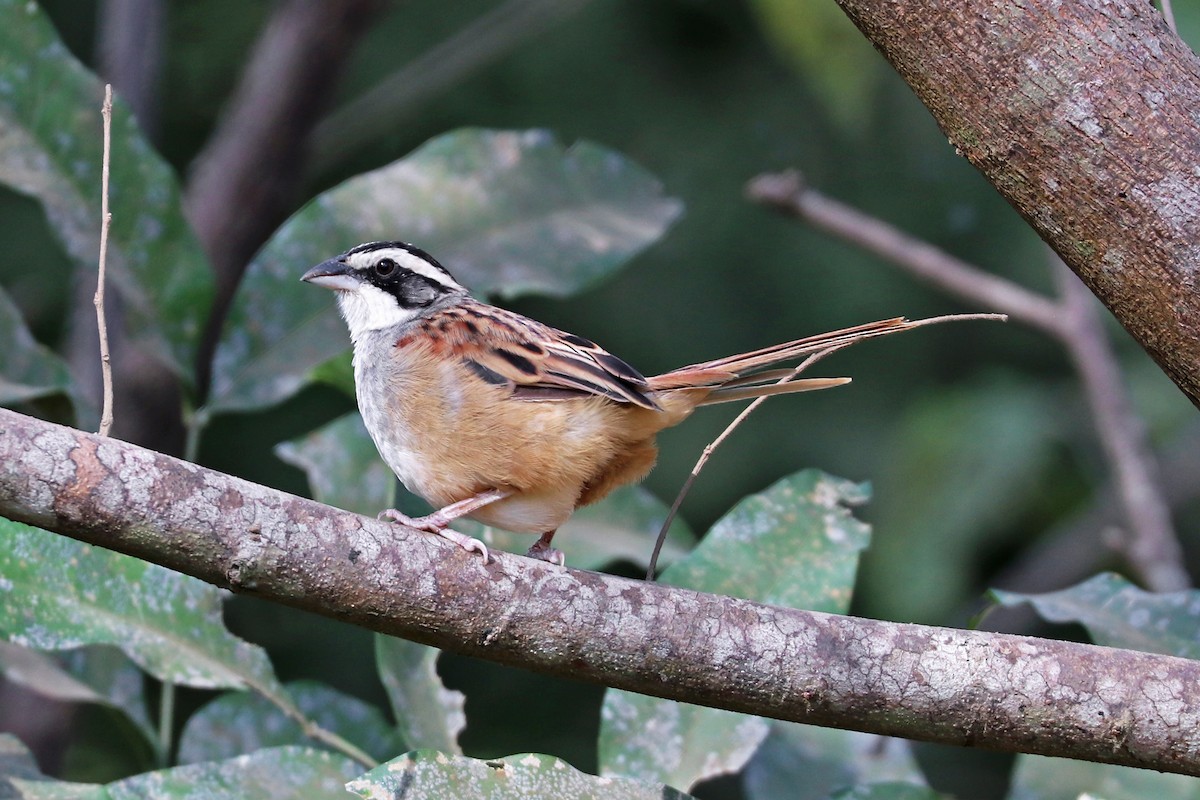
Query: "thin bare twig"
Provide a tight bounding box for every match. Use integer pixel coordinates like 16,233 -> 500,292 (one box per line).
95,85 -> 114,438
747,169 -> 1188,591
646,313 -> 1007,580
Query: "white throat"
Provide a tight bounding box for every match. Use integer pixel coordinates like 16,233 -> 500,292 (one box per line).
336,283 -> 417,344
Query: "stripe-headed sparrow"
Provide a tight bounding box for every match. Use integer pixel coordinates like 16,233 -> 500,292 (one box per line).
303,241 -> 908,566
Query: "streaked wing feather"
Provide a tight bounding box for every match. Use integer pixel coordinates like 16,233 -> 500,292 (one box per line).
408,301 -> 660,409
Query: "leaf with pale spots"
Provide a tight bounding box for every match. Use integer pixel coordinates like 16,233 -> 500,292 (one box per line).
1008,753 -> 1200,800
178,679 -> 403,764
831,783 -> 952,800
375,635 -> 465,755
0,520 -> 284,695
743,723 -> 927,800
347,751 -> 697,799
990,572 -> 1200,659
276,412 -> 396,517
0,642 -> 156,747
599,470 -> 871,790
206,127 -> 682,414
9,745 -> 360,799
0,288 -> 89,425
0,0 -> 213,388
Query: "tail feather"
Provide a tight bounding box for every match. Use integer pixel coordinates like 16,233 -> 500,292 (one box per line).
647,317 -> 907,391
700,376 -> 850,406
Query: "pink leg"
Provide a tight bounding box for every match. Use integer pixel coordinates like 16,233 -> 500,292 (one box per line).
380,488 -> 511,564
525,530 -> 564,566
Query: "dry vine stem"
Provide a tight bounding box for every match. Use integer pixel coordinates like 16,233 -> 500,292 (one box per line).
646,312 -> 1006,579
2,407 -> 1199,776
94,84 -> 114,437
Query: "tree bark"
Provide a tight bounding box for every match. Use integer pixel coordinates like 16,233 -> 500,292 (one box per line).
1,409 -> 1199,775
834,0 -> 1200,407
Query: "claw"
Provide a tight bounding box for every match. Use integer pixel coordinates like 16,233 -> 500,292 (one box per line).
380,509 -> 490,564
526,532 -> 565,566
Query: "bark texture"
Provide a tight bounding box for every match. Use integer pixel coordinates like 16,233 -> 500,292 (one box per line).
1,409 -> 1199,775
835,0 -> 1200,406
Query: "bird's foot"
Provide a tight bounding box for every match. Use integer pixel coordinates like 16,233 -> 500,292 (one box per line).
379,509 -> 490,564
525,532 -> 564,566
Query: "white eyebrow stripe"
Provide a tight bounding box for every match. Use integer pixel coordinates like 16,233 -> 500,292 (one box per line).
343,245 -> 464,292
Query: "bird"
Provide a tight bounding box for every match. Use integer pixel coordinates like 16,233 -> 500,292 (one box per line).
302,240 -> 911,566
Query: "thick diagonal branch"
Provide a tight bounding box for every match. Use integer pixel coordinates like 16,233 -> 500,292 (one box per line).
0,409 -> 1198,775
833,0 -> 1200,409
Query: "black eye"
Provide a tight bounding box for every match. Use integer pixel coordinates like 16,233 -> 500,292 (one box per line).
374,258 -> 398,277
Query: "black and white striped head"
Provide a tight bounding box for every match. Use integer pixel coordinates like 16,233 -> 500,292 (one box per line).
301,242 -> 467,342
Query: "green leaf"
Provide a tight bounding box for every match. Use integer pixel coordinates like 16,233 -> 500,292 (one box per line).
0,0 -> 213,387
831,783 -> 952,800
599,471 -> 870,790
0,520 -> 281,694
375,635 -> 464,755
206,127 -> 682,414
177,680 -> 403,764
0,288 -> 86,421
990,573 -> 1200,659
744,724 -> 925,800
11,746 -> 360,800
657,470 -> 869,611
347,751 -> 696,800
0,643 -> 155,745
0,732 -> 46,781
1007,753 -> 1200,800
276,413 -> 395,517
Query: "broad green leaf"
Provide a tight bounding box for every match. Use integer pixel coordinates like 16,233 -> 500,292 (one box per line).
206,127 -> 682,414
347,751 -> 696,800
747,0 -> 884,130
276,413 -> 395,517
744,724 -> 925,800
0,520 -> 281,694
0,732 -> 45,781
0,288 -> 86,422
177,679 -> 403,764
832,784 -> 951,800
860,379 -> 1057,623
375,635 -> 464,755
12,746 -> 360,800
657,470 -> 869,610
280,411 -> 695,570
599,471 -> 870,790
990,573 -> 1200,659
1008,753 -> 1200,800
0,0 -> 213,386
0,643 -> 154,745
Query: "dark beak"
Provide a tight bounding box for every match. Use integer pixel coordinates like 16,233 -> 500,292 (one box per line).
301,258 -> 358,291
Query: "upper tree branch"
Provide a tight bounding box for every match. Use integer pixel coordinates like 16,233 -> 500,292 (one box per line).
1,408 -> 1198,776
184,0 -> 382,395
833,0 -> 1200,408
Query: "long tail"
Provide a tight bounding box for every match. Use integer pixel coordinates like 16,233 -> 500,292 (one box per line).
645,313 -> 1006,406
645,317 -> 908,401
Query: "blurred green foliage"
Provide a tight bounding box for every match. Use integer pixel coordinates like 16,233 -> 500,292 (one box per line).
1,0 -> 1199,798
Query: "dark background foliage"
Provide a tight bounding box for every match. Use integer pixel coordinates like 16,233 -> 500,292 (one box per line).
2,1 -> 1198,796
